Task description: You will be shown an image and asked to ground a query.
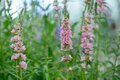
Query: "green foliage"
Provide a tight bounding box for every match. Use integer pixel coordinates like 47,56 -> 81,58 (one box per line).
0,0 -> 120,80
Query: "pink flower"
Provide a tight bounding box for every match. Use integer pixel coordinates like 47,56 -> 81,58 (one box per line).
81,42 -> 93,49
20,53 -> 26,60
97,0 -> 106,13
60,18 -> 73,51
87,25 -> 93,31
11,54 -> 20,60
19,61 -> 27,69
82,32 -> 94,38
81,37 -> 89,43
16,41 -> 23,47
11,35 -> 20,42
21,46 -> 26,51
14,47 -> 19,51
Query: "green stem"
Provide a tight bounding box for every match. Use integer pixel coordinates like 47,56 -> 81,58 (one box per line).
95,31 -> 100,80
112,56 -> 117,80
80,3 -> 87,28
16,61 -> 18,80
81,69 -> 86,80
20,68 -> 22,80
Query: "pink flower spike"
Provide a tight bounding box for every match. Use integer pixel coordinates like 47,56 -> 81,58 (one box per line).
60,18 -> 73,51
19,61 -> 27,69
81,24 -> 94,54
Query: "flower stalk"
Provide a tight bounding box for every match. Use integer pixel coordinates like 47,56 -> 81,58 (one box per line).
10,22 -> 27,80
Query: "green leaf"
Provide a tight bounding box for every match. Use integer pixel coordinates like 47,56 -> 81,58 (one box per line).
48,46 -> 53,57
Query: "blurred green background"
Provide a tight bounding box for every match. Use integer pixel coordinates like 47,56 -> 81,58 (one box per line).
0,0 -> 120,80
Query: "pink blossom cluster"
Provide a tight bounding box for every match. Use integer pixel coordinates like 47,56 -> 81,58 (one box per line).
60,18 -> 73,51
53,0 -> 61,18
11,53 -> 26,60
10,40 -> 26,52
81,24 -> 94,54
80,24 -> 94,68
97,0 -> 106,13
10,23 -> 27,69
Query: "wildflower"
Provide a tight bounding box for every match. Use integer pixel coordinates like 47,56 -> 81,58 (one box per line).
61,55 -> 72,62
20,53 -> 26,60
60,18 -> 73,51
11,35 -> 20,42
10,23 -> 27,70
81,24 -> 94,54
20,46 -> 26,51
11,54 -> 20,60
80,23 -> 94,68
96,0 -> 106,13
19,61 -> 27,69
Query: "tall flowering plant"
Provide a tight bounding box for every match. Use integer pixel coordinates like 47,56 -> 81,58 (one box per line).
60,0 -> 73,62
80,16 -> 94,68
60,18 -> 73,62
10,22 -> 27,79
